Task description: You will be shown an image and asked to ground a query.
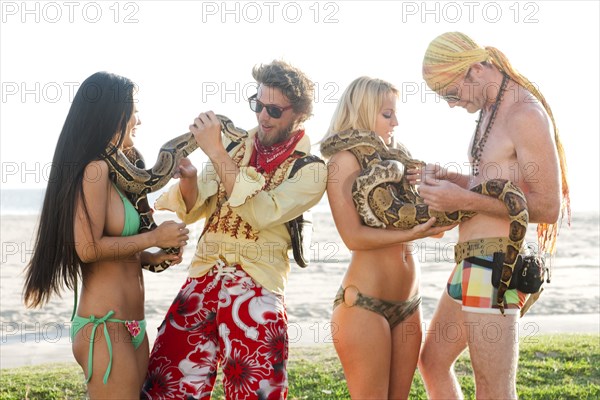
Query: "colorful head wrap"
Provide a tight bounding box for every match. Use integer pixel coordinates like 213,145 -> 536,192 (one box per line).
423,32 -> 570,255
422,32 -> 488,92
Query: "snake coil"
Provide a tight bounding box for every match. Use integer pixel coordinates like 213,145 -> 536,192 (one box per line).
320,129 -> 529,314
103,115 -> 247,272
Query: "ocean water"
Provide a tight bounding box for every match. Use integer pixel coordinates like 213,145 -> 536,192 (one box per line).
0,188 -> 168,215
0,188 -> 47,215
1,188 -> 334,215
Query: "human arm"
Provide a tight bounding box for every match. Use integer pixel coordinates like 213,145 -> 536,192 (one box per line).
140,247 -> 184,267
327,151 -> 455,251
190,111 -> 239,198
406,163 -> 471,189
508,106 -> 560,223
155,156 -> 220,224
173,157 -> 199,213
418,176 -> 508,218
157,130 -> 324,230
416,107 -> 561,224
74,161 -> 189,264
227,152 -> 328,230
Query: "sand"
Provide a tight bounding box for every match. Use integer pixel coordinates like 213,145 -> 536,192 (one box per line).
1,212 -> 598,369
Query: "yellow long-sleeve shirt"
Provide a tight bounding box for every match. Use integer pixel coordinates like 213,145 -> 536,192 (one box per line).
155,129 -> 327,295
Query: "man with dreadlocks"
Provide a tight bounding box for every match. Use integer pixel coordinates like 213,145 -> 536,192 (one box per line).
409,32 -> 570,399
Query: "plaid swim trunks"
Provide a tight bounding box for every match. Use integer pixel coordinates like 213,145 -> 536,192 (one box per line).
447,255 -> 527,315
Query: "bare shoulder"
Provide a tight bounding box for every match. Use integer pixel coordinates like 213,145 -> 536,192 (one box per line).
505,90 -> 559,180
328,150 -> 360,170
82,160 -> 111,190
327,151 -> 361,183
506,93 -> 552,143
76,160 -> 111,225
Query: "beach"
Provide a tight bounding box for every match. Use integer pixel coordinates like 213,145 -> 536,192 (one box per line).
1,209 -> 599,369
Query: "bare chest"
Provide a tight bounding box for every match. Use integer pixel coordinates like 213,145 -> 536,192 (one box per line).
469,114 -> 520,184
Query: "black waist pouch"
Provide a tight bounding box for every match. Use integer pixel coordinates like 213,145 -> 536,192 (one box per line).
465,252 -> 546,294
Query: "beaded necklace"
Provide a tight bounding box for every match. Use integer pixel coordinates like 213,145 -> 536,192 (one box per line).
470,73 -> 509,176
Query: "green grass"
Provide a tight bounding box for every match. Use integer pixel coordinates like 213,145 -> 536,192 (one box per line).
0,363 -> 86,400
1,334 -> 598,399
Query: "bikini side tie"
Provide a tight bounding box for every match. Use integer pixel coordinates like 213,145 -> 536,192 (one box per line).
85,310 -> 116,384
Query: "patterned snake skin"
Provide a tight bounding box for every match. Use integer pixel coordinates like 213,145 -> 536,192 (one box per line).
321,129 -> 529,314
103,115 -> 247,272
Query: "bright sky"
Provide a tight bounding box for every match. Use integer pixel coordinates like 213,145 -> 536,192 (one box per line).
1,0 -> 598,212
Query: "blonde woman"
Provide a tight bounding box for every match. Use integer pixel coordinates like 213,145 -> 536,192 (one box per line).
321,76 -> 453,399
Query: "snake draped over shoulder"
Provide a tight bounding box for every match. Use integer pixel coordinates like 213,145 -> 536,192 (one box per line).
102,115 -> 248,272
320,129 -> 529,314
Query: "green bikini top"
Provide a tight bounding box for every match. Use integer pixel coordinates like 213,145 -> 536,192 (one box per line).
71,185 -> 141,321
113,184 -> 140,236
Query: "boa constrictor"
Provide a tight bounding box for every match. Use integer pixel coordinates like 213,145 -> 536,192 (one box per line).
103,115 -> 247,272
320,129 -> 529,314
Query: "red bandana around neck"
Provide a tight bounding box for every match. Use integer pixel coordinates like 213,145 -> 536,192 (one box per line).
250,130 -> 305,174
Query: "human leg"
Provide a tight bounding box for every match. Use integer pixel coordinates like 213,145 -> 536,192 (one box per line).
72,319 -> 146,399
134,334 -> 149,389
218,270 -> 289,400
388,305 -> 422,400
331,286 -> 393,399
450,254 -> 523,398
418,291 -> 469,400
119,318 -> 150,387
420,253 -> 525,399
142,276 -> 221,399
464,311 -> 519,399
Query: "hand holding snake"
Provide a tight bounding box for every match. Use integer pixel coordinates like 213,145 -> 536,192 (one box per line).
418,175 -> 471,212
191,111 -> 226,158
103,115 -> 248,272
320,129 -> 528,314
172,157 -> 197,180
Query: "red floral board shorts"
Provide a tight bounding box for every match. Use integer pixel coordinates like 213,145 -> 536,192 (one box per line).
142,262 -> 288,400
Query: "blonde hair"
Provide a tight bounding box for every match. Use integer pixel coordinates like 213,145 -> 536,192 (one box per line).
325,76 -> 399,139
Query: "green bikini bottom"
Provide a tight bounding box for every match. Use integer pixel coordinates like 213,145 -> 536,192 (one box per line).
71,310 -> 146,384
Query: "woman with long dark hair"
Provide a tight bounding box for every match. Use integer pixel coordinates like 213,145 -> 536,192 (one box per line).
23,71 -> 189,399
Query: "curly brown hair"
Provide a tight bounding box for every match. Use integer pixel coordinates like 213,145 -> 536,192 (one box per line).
252,60 -> 314,123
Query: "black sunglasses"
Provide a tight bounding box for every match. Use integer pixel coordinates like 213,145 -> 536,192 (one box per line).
248,94 -> 293,119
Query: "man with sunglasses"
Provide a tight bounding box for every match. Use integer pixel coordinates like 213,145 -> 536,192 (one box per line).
407,32 -> 570,399
142,60 -> 326,399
